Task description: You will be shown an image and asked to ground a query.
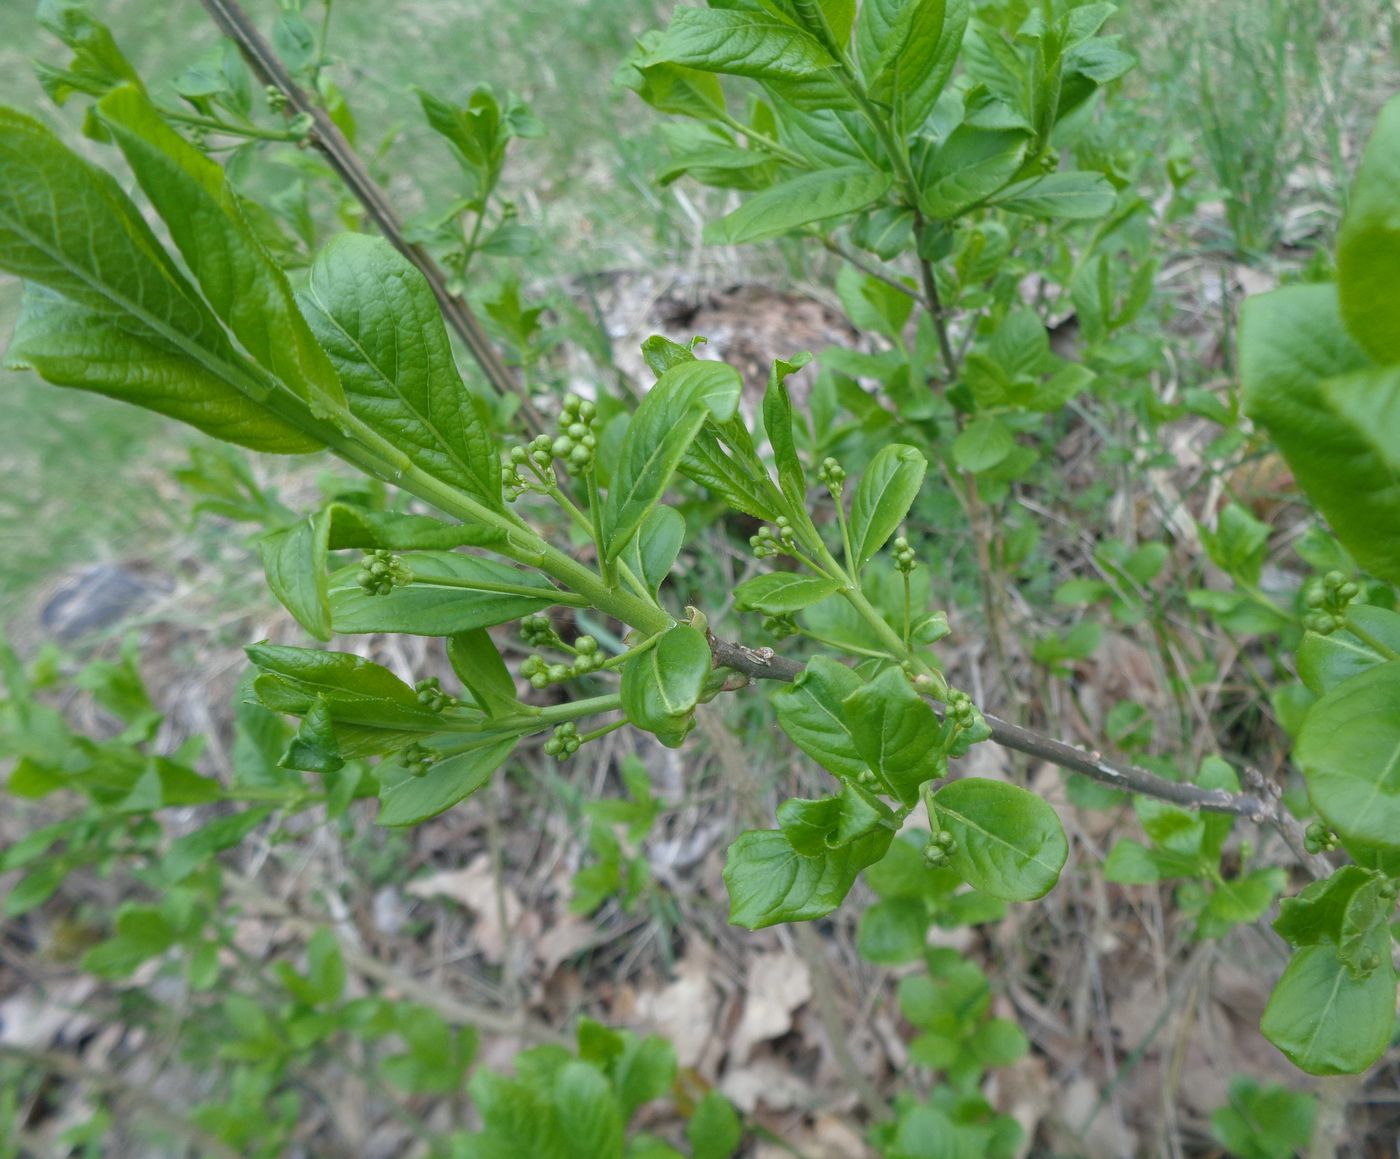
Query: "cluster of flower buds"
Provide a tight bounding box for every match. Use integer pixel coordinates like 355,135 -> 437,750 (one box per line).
945,688 -> 991,756
1303,821 -> 1340,856
543,721 -> 581,759
399,742 -> 435,778
265,85 -> 289,112
358,549 -> 412,596
415,677 -> 454,714
1303,571 -> 1361,635
750,516 -> 797,560
817,457 -> 846,492
892,535 -> 917,574
504,395 -> 599,499
924,829 -> 958,867
520,635 -> 603,689
520,613 -> 560,648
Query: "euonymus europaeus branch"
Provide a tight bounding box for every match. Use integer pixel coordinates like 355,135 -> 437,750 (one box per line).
4,0 -> 1399,1087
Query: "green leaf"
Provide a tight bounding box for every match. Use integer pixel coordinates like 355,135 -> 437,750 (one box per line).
688,1091 -> 742,1159
616,31 -> 728,119
990,171 -> 1116,219
849,444 -> 927,569
162,806 -> 274,884
378,737 -> 516,826
1210,1076 -> 1317,1159
952,417 -> 1014,473
281,698 -> 345,774
35,0 -> 143,105
1322,362 -> 1400,479
554,1062 -> 625,1159
259,505 -> 504,641
857,0 -> 967,132
1196,867 -> 1287,940
620,624 -> 711,742
777,783 -> 892,854
1274,865 -> 1397,975
762,353 -> 815,514
917,125 -> 1028,219
1240,283 -> 1400,586
0,111 -> 318,453
648,8 -> 837,82
931,779 -> 1068,901
734,572 -> 840,614
724,826 -> 893,928
842,666 -> 945,804
301,233 -> 502,509
1337,92 -> 1400,364
95,86 -> 343,410
1294,662 -> 1400,851
704,167 -> 893,245
260,513 -> 335,641
1261,941 -> 1396,1075
858,896 -> 928,963
447,630 -> 519,718
621,505 -> 686,599
82,904 -> 176,978
328,551 -> 561,636
1297,606 -> 1400,696
246,642 -> 443,730
605,359 -> 741,559
772,655 -> 867,780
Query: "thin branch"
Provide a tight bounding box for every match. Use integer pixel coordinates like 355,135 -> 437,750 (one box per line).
817,236 -> 923,302
196,0 -> 546,436
708,635 -> 1327,877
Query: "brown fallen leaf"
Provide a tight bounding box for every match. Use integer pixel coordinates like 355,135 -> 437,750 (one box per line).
730,949 -> 812,1062
405,853 -> 538,965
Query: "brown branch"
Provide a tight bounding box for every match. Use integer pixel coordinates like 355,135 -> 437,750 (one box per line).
196,0 -> 546,436
708,634 -> 1328,877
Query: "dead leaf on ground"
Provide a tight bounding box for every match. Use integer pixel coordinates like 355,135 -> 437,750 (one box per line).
406,853 -> 538,965
635,951 -> 720,1070
730,949 -> 812,1062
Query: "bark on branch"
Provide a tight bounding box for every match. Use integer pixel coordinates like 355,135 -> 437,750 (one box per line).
709,635 -> 1329,878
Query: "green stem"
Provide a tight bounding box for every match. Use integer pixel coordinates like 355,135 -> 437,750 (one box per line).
160,108 -> 304,142
833,487 -> 857,581
585,471 -> 617,589
717,111 -> 808,167
579,718 -> 627,744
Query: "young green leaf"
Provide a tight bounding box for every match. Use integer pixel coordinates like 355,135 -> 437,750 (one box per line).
931,779 -> 1068,900
377,736 -> 517,826
952,417 -> 1014,473
621,505 -> 686,599
329,551 -> 563,637
688,1090 -> 743,1159
858,0 -> 968,132
95,86 -> 344,410
553,1061 -> 625,1159
772,655 -> 868,780
619,624 -> 711,743
301,233 -> 502,509
724,826 -> 893,928
604,359 -> 741,560
447,629 -> 519,718
762,352 -> 815,513
1260,941 -> 1396,1075
1337,92 -> 1400,363
857,896 -> 928,964
35,0 -> 144,105
705,166 -> 893,245
1294,662 -> 1400,852
849,444 -> 927,569
616,31 -> 728,119
843,666 -> 945,804
777,783 -> 892,854
916,125 -> 1028,219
